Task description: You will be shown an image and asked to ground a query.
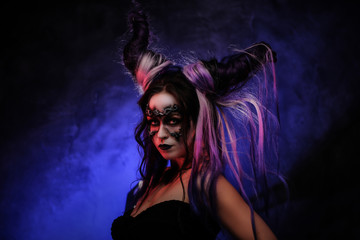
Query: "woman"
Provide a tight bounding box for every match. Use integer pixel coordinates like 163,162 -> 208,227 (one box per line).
112,4 -> 283,240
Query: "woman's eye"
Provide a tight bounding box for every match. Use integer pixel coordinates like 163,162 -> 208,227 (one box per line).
148,119 -> 159,126
167,118 -> 181,125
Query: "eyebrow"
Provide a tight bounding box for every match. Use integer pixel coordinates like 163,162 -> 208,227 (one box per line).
147,112 -> 181,118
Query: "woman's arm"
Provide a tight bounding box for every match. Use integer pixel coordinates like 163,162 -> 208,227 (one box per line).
216,175 -> 277,240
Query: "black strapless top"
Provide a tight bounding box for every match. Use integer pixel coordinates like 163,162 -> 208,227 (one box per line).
111,200 -> 220,240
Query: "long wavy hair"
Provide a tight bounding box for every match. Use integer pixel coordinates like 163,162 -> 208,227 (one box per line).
122,3 -> 285,237
133,68 -> 200,209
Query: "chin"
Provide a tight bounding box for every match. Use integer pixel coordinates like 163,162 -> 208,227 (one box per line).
158,151 -> 185,162
160,153 -> 177,161
155,145 -> 187,163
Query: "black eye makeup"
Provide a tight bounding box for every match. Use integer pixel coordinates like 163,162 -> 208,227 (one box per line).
147,118 -> 160,126
164,116 -> 181,126
147,116 -> 182,131
145,105 -> 183,140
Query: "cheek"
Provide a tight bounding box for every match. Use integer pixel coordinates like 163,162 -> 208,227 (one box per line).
151,136 -> 157,145
176,142 -> 187,157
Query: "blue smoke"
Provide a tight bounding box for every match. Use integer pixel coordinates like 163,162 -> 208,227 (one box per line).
1,1 -> 359,239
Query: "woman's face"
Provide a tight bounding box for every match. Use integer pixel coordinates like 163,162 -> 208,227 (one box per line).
146,91 -> 194,164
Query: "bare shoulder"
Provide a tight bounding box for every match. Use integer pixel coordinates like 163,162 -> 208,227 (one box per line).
215,175 -> 249,215
215,175 -> 277,240
216,175 -> 240,199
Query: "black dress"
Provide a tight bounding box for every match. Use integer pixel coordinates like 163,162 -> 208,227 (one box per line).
111,200 -> 220,240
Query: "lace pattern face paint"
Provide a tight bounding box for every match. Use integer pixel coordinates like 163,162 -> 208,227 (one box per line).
145,104 -> 179,117
146,104 -> 183,140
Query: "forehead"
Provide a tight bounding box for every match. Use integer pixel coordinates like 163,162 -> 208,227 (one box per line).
148,91 -> 178,110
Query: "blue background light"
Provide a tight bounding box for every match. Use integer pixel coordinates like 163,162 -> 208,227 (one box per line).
1,1 -> 359,239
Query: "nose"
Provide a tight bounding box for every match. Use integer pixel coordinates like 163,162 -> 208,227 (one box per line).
157,123 -> 169,140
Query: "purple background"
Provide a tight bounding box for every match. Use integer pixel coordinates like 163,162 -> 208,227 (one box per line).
1,1 -> 359,239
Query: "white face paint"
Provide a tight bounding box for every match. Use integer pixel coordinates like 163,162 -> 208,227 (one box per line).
146,91 -> 194,164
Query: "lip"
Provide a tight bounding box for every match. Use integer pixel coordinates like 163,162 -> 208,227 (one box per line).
158,144 -> 172,150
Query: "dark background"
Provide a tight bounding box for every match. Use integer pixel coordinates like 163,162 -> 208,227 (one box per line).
1,1 -> 359,239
